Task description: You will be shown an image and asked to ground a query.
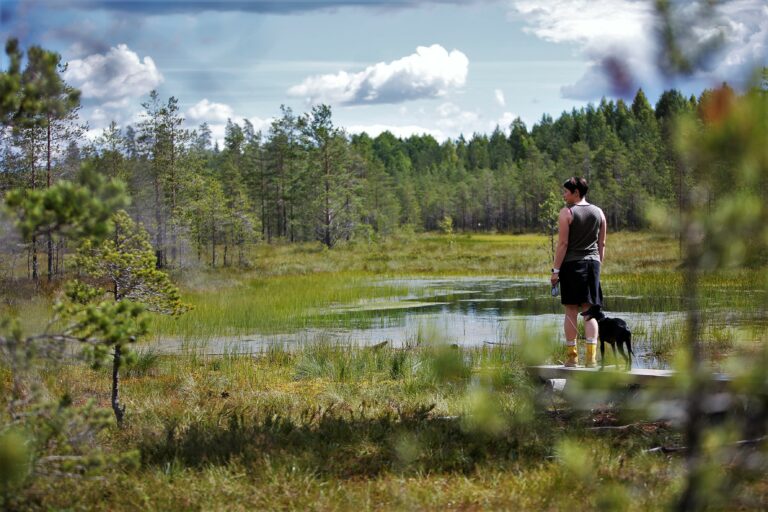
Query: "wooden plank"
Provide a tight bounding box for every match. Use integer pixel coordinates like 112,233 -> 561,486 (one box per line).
529,365 -> 674,378
527,365 -> 731,388
527,365 -> 676,387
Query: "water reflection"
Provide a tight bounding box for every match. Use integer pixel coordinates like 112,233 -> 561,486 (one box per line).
317,278 -> 683,369
152,277 -> 685,369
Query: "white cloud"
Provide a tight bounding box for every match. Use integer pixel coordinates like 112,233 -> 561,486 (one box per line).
204,116 -> 273,148
711,1 -> 768,77
494,89 -> 506,107
244,116 -> 272,134
512,0 -> 655,99
288,44 -> 469,106
346,123 -> 448,141
430,102 -> 518,138
435,102 -> 482,137
494,112 -> 517,133
511,0 -> 768,99
82,103 -> 144,141
63,44 -> 163,100
186,99 -> 235,123
514,0 -> 653,48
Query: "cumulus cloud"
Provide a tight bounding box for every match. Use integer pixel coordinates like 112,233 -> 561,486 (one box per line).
511,0 -> 768,100
81,100 -> 144,141
494,89 -> 506,107
514,0 -> 653,48
711,1 -> 768,74
347,123 -> 448,141
288,44 -> 469,106
494,112 -> 517,133
434,101 -> 486,137
512,0 -> 654,99
63,44 -> 163,100
186,99 -> 235,124
344,101 -> 486,141
202,115 -> 273,148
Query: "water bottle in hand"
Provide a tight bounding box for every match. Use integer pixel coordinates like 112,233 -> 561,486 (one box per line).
551,281 -> 560,297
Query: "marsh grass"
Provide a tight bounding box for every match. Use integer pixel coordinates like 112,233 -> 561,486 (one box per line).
6,331 -> 768,510
0,293 -> 52,336
14,340 -> 761,511
147,273 -> 410,340
25,451 -> 690,511
124,348 -> 162,378
630,311 -> 742,361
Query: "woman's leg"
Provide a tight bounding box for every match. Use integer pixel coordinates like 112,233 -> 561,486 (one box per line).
582,303 -> 598,367
564,305 -> 580,341
582,303 -> 598,340
563,304 -> 580,367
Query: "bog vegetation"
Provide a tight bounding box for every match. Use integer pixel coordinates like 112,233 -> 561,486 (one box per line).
1,9 -> 768,510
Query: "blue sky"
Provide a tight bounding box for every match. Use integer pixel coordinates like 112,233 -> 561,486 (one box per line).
2,0 -> 766,143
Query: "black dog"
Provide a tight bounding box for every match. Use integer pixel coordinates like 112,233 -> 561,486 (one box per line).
582,306 -> 634,370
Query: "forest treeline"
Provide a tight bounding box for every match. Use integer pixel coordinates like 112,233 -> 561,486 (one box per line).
0,39 -> 753,273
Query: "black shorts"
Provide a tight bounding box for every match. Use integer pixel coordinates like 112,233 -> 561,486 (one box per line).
560,259 -> 603,306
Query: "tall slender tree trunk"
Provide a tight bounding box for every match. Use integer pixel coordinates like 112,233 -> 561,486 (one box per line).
197,229 -> 202,262
110,247 -> 126,424
323,149 -> 332,248
261,171 -> 268,241
170,133 -> 178,264
31,236 -> 38,283
277,153 -> 285,238
30,146 -> 38,283
154,175 -> 165,268
46,120 -> 54,282
224,226 -> 229,267
211,215 -> 216,267
111,344 -> 125,425
289,204 -> 295,242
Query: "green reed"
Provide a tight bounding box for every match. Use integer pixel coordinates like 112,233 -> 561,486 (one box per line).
13,339 -> 718,511
147,272 -> 410,340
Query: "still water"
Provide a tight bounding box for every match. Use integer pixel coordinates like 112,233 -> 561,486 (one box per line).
158,277 -> 683,369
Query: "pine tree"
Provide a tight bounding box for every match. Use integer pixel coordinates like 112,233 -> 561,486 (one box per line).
263,106 -> 303,241
92,121 -> 128,181
488,126 -> 512,170
508,117 -> 530,162
352,133 -> 400,236
302,105 -> 359,248
74,210 -> 188,422
136,91 -> 186,268
3,43 -> 82,282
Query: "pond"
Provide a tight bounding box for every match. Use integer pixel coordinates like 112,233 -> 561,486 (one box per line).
152,277 -> 687,369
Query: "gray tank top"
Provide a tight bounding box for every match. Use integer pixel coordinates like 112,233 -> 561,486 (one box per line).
564,204 -> 602,263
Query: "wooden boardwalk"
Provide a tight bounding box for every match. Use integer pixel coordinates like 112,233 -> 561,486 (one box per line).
527,365 -> 731,388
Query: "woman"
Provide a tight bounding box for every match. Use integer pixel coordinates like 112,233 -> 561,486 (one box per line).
550,177 -> 607,367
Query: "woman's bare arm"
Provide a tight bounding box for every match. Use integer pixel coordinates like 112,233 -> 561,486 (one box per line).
551,207 -> 571,284
598,209 -> 607,263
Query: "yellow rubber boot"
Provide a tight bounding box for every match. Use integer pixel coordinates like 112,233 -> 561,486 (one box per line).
564,342 -> 578,367
585,341 -> 597,368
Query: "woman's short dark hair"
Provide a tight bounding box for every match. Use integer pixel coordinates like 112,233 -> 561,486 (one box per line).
563,177 -> 589,197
